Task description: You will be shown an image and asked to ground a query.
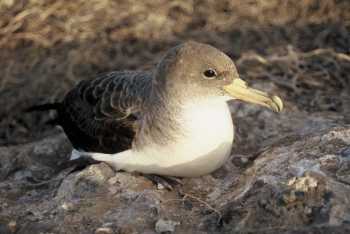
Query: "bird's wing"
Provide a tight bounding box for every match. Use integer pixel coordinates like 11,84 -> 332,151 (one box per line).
59,71 -> 152,153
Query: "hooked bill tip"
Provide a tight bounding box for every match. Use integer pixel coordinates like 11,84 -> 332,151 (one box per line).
271,95 -> 284,112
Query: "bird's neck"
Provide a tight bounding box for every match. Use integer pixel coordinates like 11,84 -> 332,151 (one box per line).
134,81 -> 232,150
134,83 -> 183,148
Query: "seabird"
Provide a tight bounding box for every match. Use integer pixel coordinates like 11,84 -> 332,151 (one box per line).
39,41 -> 283,177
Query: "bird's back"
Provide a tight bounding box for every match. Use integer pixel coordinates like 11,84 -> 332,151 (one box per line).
58,71 -> 152,153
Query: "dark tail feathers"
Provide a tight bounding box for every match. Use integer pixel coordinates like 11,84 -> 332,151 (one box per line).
26,102 -> 61,112
26,102 -> 61,126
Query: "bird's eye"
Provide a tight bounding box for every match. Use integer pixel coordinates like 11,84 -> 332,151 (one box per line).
203,69 -> 217,79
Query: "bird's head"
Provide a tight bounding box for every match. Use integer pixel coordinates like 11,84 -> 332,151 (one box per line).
154,41 -> 283,112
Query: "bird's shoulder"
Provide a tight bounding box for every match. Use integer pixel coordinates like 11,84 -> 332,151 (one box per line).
64,70 -> 152,120
58,71 -> 153,153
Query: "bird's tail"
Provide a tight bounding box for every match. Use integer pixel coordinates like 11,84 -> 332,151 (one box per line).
26,102 -> 61,125
26,102 -> 61,112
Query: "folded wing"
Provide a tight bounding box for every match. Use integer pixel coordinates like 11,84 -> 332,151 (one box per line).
59,71 -> 152,153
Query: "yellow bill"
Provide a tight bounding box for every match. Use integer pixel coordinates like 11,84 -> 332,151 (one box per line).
224,78 -> 283,112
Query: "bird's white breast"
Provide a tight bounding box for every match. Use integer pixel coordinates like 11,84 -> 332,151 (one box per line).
88,97 -> 234,177
112,97 -> 234,177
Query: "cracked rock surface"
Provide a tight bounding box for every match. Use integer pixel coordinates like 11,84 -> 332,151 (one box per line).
1,105 -> 349,233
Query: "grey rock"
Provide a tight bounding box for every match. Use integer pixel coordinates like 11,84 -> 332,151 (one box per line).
155,219 -> 180,233
1,112 -> 350,233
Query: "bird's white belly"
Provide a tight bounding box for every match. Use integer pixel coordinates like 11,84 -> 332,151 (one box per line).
113,98 -> 234,177
87,97 -> 234,177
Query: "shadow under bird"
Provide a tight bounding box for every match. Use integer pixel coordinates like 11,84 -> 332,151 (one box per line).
34,41 -> 283,177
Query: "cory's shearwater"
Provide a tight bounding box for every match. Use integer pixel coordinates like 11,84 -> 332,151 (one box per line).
37,41 -> 283,177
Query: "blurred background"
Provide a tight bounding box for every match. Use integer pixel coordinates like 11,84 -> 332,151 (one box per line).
0,0 -> 349,146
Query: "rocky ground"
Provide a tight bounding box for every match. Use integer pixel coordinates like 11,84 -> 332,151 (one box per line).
1,0 -> 350,233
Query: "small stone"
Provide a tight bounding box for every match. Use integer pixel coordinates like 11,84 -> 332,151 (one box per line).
157,183 -> 165,190
232,155 -> 250,167
155,219 -> 179,233
304,206 -> 312,215
287,177 -> 297,186
340,147 -> 350,158
319,154 -> 339,172
287,174 -> 319,192
8,220 -> 16,233
61,202 -> 75,211
108,176 -> 119,185
108,186 -> 119,195
14,169 -> 33,180
240,157 -> 249,164
102,222 -> 114,227
95,227 -> 113,234
259,199 -> 268,206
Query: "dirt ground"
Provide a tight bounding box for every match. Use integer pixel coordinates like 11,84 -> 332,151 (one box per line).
0,0 -> 350,233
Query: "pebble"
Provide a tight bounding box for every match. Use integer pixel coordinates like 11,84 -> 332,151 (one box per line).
155,219 -> 180,233
231,155 -> 249,167
95,227 -> 113,234
157,183 -> 165,190
61,202 -> 75,211
340,147 -> 350,158
8,220 -> 16,233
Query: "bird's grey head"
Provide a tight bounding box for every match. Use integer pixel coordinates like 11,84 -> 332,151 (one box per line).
154,41 -> 238,98
154,41 -> 283,112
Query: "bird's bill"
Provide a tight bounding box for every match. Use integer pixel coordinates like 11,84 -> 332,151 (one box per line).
223,78 -> 283,112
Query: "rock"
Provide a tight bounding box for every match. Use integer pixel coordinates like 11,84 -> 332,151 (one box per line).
8,220 -> 16,233
1,126 -> 350,233
201,127 -> 350,233
55,163 -> 115,201
155,219 -> 180,233
95,227 -> 114,234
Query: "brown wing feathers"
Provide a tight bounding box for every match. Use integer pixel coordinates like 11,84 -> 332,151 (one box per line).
58,71 -> 152,153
